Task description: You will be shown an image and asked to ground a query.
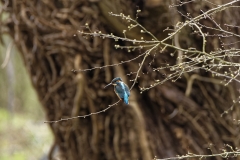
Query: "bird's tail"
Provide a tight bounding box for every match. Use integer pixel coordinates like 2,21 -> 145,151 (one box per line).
123,95 -> 129,104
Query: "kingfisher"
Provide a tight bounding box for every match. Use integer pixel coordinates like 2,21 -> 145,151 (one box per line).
104,77 -> 130,104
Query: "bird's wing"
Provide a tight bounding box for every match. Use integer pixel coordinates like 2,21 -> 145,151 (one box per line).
114,82 -> 129,98
115,84 -> 124,99
114,87 -> 122,99
123,83 -> 130,97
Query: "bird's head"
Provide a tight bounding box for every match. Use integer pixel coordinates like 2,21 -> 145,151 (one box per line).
104,77 -> 122,88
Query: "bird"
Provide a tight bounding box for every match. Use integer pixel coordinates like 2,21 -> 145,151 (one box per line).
104,77 -> 130,104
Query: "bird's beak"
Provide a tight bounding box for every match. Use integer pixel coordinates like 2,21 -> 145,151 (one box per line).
104,83 -> 112,88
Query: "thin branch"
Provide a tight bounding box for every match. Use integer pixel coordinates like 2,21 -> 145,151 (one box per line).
44,100 -> 121,123
157,151 -> 240,160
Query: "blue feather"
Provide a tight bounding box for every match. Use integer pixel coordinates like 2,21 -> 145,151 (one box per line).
123,93 -> 129,104
114,81 -> 130,104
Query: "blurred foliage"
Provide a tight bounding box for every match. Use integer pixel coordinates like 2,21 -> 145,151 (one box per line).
0,35 -> 53,160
